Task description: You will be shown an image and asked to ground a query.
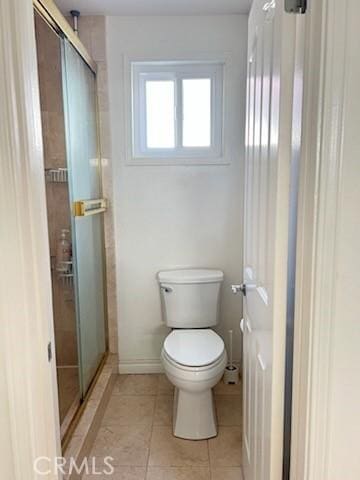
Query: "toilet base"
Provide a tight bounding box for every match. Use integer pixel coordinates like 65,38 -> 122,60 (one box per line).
173,387 -> 217,440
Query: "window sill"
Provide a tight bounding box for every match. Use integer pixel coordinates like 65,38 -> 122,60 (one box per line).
125,157 -> 231,166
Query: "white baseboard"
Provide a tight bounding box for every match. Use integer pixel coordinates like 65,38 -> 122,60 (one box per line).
118,360 -> 242,375
118,360 -> 164,374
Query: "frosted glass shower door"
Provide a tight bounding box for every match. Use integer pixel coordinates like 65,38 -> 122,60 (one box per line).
62,40 -> 106,395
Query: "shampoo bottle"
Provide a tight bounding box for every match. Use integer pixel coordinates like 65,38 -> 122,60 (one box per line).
56,229 -> 72,273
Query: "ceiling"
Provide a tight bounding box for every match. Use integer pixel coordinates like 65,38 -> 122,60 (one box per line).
55,0 -> 252,16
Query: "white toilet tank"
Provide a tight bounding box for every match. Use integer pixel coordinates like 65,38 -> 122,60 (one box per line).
157,269 -> 224,328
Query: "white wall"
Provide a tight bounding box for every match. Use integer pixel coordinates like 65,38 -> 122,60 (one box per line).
291,1 -> 360,478
106,15 -> 248,372
1,1 -> 61,476
324,1 -> 360,475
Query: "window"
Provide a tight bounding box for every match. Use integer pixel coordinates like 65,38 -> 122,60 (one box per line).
132,62 -> 223,160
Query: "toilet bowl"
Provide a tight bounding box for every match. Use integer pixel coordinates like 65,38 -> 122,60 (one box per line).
157,269 -> 226,440
161,329 -> 227,440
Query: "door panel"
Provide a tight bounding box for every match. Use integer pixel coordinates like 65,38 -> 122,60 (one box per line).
243,1 -> 295,479
62,40 -> 106,395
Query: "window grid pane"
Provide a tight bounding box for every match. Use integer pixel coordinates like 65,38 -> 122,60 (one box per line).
182,78 -> 212,148
145,80 -> 175,148
132,62 -> 223,160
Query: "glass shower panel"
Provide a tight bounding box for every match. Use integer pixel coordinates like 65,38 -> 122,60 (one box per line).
62,40 -> 106,395
35,12 -> 81,435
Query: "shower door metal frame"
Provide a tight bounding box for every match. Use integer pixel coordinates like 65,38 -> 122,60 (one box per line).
33,1 -> 110,448
33,0 -> 97,74
61,36 -> 107,398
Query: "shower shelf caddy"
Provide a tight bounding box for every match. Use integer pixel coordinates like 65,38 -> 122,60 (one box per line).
58,272 -> 73,287
55,260 -> 73,287
45,168 -> 68,183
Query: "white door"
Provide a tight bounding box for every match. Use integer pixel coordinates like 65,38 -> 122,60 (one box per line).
242,1 -> 296,479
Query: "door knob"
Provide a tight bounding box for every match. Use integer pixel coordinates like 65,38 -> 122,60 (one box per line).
231,284 -> 247,295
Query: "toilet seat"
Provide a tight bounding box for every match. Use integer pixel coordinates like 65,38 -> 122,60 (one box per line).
162,348 -> 226,374
163,329 -> 224,367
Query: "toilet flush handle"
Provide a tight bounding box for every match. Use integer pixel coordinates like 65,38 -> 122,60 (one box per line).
231,284 -> 247,296
160,285 -> 173,293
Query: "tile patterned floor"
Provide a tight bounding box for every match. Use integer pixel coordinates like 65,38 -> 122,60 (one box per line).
84,374 -> 243,480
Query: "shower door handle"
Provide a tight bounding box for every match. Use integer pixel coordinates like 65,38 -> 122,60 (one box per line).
73,198 -> 107,216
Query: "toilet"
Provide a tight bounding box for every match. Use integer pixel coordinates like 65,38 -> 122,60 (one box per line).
158,268 -> 227,440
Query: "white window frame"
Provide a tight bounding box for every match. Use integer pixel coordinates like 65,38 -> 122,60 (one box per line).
131,61 -> 224,160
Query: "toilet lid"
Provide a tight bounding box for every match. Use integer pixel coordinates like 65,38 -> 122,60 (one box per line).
164,329 -> 225,367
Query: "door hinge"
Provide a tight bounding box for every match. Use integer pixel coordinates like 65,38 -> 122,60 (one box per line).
48,341 -> 52,362
285,0 -> 307,14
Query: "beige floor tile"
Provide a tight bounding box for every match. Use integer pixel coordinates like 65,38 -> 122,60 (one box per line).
113,375 -> 159,396
214,379 -> 242,396
211,467 -> 243,480
154,395 -> 173,426
147,466 -> 210,480
90,424 -> 152,466
208,427 -> 242,467
157,375 -> 174,395
215,396 -> 242,426
148,426 -> 209,467
102,395 -> 156,426
83,466 -> 146,480
111,374 -> 126,389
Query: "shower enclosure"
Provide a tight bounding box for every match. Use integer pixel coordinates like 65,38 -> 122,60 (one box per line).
34,9 -> 107,442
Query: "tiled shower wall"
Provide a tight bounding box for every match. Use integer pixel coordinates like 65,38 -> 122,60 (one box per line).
75,15 -> 118,356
